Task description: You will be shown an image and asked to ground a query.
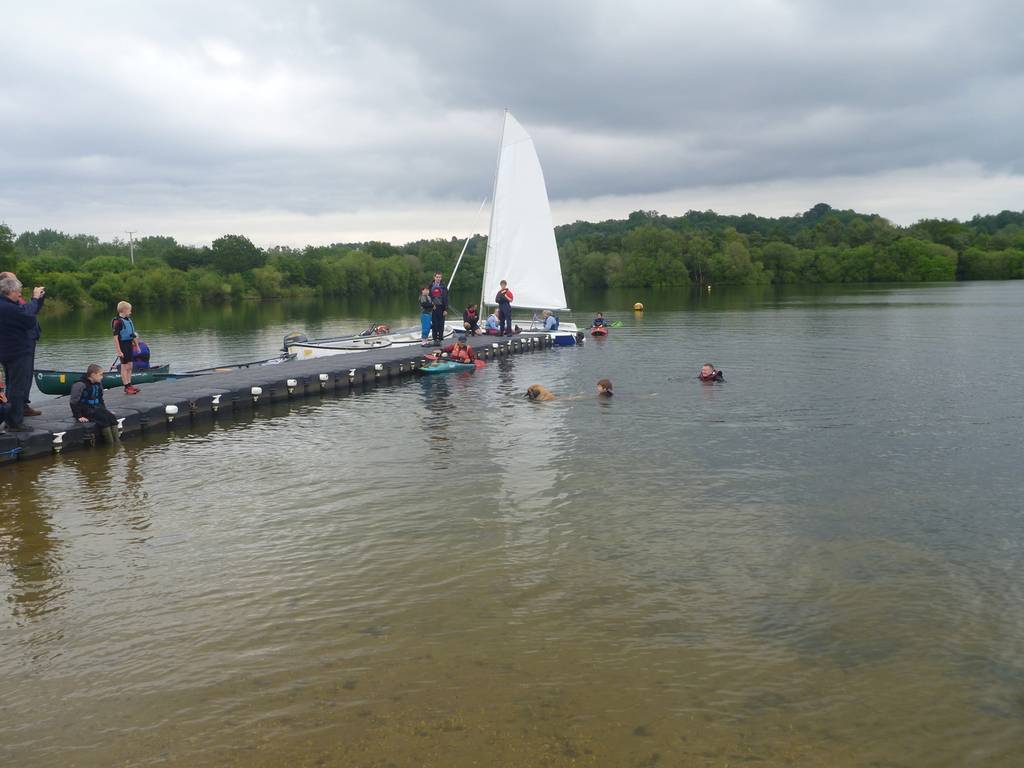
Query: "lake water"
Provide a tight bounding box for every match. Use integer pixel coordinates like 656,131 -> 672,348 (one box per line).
2,282 -> 1023,766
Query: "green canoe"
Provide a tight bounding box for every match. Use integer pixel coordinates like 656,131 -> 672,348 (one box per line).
34,364 -> 173,396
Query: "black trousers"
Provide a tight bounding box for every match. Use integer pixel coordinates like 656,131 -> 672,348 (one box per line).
81,406 -> 117,428
499,303 -> 512,334
431,307 -> 446,342
0,352 -> 33,427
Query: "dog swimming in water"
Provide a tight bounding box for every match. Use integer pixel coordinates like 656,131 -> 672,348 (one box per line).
525,384 -> 555,401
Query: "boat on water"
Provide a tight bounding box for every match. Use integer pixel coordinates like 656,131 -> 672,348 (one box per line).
34,365 -> 173,396
35,354 -> 293,396
465,110 -> 583,346
283,324 -> 453,360
286,111 -> 579,359
590,326 -> 609,337
415,359 -> 484,374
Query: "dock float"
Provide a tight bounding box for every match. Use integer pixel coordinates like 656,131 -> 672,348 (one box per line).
0,334 -> 555,466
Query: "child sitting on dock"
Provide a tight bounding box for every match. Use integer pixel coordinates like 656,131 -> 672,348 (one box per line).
485,308 -> 501,335
70,364 -> 118,431
699,363 -> 725,382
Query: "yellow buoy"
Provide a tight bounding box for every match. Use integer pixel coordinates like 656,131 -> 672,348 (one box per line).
633,302 -> 644,311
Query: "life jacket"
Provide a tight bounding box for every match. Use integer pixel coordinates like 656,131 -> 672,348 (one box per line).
495,288 -> 513,305
544,314 -> 560,330
699,369 -> 725,382
592,318 -> 606,327
450,345 -> 473,362
419,295 -> 432,312
132,340 -> 151,370
429,283 -> 447,307
113,315 -> 136,342
79,376 -> 103,407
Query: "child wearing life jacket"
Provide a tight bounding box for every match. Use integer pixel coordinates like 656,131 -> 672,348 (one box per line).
112,300 -> 142,394
591,312 -> 608,328
542,310 -> 559,331
699,363 -> 725,382
70,364 -> 118,431
463,304 -> 481,335
495,280 -> 514,335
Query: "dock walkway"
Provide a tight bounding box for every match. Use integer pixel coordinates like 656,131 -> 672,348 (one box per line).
1,334 -> 555,465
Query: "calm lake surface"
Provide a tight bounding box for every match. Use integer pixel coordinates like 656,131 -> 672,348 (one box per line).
2,282 -> 1023,767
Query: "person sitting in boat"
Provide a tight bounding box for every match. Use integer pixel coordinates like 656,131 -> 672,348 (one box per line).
70,364 -> 118,433
463,304 -> 481,335
591,312 -> 608,328
699,363 -> 725,382
443,336 -> 476,363
597,378 -> 613,397
542,310 -> 559,331
485,308 -> 502,335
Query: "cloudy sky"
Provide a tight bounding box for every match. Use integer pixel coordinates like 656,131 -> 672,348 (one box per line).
2,0 -> 1022,246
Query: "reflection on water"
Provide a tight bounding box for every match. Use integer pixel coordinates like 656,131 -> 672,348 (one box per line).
2,282 -> 1024,766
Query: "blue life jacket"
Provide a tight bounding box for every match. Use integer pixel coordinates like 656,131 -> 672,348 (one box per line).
544,314 -> 559,331
81,378 -> 103,407
114,315 -> 136,342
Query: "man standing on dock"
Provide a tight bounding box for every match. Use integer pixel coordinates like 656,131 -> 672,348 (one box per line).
0,273 -> 45,432
428,271 -> 448,346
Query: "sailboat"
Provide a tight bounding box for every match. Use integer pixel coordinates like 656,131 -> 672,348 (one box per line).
284,111 -> 578,360
469,110 -> 581,345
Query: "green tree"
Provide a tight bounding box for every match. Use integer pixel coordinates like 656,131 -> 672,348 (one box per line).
210,234 -> 265,274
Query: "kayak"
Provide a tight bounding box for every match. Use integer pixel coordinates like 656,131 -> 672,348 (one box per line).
34,364 -> 173,396
416,359 -> 484,374
590,326 -> 609,336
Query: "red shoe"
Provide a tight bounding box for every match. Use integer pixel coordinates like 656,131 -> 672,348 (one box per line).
125,385 -> 141,394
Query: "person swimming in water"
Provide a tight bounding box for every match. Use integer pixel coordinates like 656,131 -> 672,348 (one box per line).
596,378 -> 613,396
698,363 -> 725,382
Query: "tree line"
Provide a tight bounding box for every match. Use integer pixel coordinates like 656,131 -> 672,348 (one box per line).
1,204 -> 1021,309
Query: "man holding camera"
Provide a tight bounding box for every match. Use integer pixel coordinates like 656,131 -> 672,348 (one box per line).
0,273 -> 45,432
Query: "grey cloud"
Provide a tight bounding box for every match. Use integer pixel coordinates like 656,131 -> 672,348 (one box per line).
1,0 -> 1022,236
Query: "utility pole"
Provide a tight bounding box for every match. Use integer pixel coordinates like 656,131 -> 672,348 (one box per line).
125,230 -> 136,265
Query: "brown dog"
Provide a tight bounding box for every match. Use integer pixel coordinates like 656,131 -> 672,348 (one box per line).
525,384 -> 555,401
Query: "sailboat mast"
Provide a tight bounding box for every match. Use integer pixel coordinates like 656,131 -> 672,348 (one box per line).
480,109 -> 508,313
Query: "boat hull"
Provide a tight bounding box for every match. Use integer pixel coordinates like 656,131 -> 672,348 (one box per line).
288,326 -> 453,360
34,365 -> 173,396
416,360 -> 481,374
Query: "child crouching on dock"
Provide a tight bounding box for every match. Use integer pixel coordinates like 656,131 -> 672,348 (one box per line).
70,364 -> 119,439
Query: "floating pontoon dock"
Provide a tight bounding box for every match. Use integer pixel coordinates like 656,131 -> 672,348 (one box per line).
1,334 -> 556,465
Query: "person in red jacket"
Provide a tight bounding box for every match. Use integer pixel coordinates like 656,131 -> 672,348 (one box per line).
443,336 -> 476,363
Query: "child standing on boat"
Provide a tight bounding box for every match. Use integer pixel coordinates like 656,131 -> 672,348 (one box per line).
112,301 -> 142,394
495,280 -> 513,335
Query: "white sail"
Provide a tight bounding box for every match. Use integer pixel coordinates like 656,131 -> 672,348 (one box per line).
481,112 -> 568,311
